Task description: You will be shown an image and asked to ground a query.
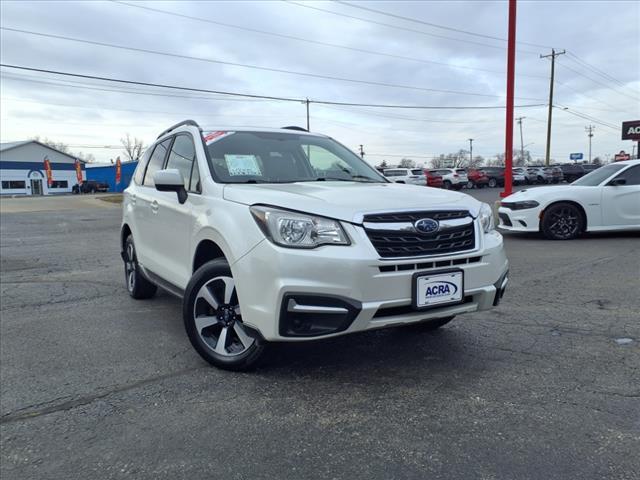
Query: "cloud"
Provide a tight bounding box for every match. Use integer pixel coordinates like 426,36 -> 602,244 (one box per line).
1,0 -> 638,163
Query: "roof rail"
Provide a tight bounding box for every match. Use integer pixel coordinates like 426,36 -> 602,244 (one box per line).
157,119 -> 202,139
282,125 -> 308,132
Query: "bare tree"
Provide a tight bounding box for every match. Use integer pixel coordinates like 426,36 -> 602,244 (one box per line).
592,156 -> 602,165
120,133 -> 145,161
376,160 -> 389,169
32,136 -> 70,154
398,158 -> 416,168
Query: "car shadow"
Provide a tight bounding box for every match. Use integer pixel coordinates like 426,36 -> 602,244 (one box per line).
255,323 -> 481,380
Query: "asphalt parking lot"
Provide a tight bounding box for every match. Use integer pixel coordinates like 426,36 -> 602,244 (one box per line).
1,191 -> 639,480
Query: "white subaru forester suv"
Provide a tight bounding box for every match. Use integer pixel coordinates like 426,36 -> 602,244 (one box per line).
121,121 -> 509,370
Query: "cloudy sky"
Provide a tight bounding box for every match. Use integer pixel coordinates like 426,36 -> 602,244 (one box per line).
1,0 -> 639,165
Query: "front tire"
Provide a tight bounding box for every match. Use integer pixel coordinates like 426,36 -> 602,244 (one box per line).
123,236 -> 157,299
541,203 -> 584,240
442,180 -> 452,190
183,259 -> 265,371
488,178 -> 497,188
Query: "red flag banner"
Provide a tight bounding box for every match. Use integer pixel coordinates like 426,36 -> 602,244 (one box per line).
43,157 -> 53,187
115,156 -> 122,185
75,159 -> 83,184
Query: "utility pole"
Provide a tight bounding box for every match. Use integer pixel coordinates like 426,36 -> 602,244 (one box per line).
585,125 -> 595,162
305,98 -> 310,131
540,48 -> 566,166
516,117 -> 525,165
359,145 -> 365,159
468,138 -> 473,165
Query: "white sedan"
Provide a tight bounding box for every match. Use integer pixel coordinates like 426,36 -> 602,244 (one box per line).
498,159 -> 640,240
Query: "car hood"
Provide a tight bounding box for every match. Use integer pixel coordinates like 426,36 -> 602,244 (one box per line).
503,186 -> 577,201
223,182 -> 480,223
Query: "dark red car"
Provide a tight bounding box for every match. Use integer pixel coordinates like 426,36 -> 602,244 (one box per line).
422,169 -> 443,187
466,168 -> 489,188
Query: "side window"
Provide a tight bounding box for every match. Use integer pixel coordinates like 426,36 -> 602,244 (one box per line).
142,139 -> 171,187
133,148 -> 151,185
166,134 -> 198,191
613,165 -> 640,186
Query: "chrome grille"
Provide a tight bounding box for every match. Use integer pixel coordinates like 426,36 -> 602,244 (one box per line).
362,210 -> 476,258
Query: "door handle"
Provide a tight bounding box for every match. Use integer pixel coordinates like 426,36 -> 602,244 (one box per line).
150,200 -> 159,213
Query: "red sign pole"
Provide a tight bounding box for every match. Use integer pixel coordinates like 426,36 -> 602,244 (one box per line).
501,0 -> 517,198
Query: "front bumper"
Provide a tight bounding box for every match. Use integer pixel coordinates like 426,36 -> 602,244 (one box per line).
497,206 -> 541,232
232,223 -> 509,341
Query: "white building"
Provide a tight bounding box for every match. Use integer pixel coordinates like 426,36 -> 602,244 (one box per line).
0,140 -> 84,195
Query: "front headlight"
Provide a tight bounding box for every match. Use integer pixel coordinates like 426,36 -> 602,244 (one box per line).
250,206 -> 350,248
478,202 -> 495,233
500,200 -> 540,210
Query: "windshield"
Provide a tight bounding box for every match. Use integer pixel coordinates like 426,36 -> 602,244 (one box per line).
206,131 -> 386,183
571,163 -> 626,186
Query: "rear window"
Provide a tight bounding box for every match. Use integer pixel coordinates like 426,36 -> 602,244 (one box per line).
384,169 -> 406,176
456,169 -> 466,174
411,169 -> 423,175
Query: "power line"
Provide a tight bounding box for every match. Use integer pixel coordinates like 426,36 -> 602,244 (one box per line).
335,0 -> 554,49
556,60 -> 640,102
0,27 -> 546,101
554,106 -> 618,131
565,52 -> 633,89
284,0 -> 541,55
0,64 -> 547,110
111,0 -> 547,80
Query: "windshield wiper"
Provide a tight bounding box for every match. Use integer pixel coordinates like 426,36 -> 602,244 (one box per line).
315,176 -> 379,183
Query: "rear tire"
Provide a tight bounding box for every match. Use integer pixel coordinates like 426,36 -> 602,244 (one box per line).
541,203 -> 584,240
123,236 -> 157,299
183,259 -> 265,371
443,180 -> 452,190
406,316 -> 455,331
488,178 -> 497,188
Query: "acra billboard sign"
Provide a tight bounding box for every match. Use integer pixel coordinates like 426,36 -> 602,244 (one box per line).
622,120 -> 640,140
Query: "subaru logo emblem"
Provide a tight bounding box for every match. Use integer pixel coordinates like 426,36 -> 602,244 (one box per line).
414,218 -> 439,234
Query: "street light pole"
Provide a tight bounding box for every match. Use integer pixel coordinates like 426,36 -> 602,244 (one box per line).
468,138 -> 473,165
359,144 -> 365,159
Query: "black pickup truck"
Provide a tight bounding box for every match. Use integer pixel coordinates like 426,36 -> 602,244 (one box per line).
72,180 -> 109,194
556,164 -> 585,183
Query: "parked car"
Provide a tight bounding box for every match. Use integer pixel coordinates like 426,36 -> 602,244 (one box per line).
480,167 -> 505,188
514,167 -> 537,184
527,167 -> 553,184
429,168 -> 468,190
512,168 -> 526,185
121,121 -> 509,370
466,168 -> 489,188
556,163 -> 586,183
544,166 -> 564,183
384,168 -> 427,186
581,164 -> 601,173
72,180 -> 109,194
423,169 -> 443,188
499,159 -> 640,239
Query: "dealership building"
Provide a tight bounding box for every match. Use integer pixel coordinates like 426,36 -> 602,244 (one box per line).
0,140 -> 85,196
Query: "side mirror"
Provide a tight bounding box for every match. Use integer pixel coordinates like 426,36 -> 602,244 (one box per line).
154,169 -> 188,203
608,178 -> 626,186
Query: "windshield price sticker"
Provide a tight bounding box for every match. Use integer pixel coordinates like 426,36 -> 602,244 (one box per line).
225,154 -> 262,176
203,131 -> 234,144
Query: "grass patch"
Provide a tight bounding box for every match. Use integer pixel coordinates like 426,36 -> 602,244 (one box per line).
98,194 -> 123,204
